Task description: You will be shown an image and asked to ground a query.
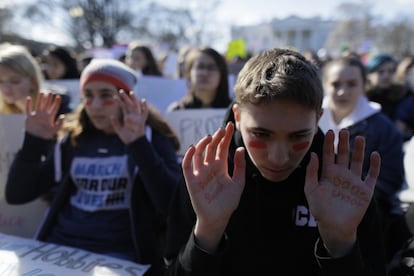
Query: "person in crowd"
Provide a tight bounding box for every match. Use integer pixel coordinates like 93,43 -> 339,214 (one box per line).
404,135 -> 414,226
5,58 -> 181,276
167,47 -> 232,111
175,45 -> 193,79
0,43 -> 72,115
41,45 -> 81,80
395,55 -> 414,88
303,48 -> 323,69
341,49 -> 361,60
125,41 -> 163,77
163,48 -> 386,275
77,51 -> 93,73
365,53 -> 414,141
319,56 -> 411,268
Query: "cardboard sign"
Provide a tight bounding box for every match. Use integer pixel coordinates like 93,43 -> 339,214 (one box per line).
0,232 -> 150,276
45,79 -> 80,108
134,76 -> 187,114
0,115 -> 49,238
165,109 -> 227,156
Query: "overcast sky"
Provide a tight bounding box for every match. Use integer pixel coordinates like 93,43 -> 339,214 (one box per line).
21,0 -> 414,52
155,0 -> 414,25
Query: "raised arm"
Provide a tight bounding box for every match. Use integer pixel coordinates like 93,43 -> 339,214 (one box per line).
304,129 -> 381,257
25,92 -> 64,139
6,93 -> 64,203
181,122 -> 246,253
111,90 -> 148,144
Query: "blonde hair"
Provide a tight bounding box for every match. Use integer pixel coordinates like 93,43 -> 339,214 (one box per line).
0,44 -> 43,114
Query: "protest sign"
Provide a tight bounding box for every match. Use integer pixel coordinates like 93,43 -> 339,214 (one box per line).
134,76 -> 186,114
45,79 -> 80,107
165,109 -> 227,156
0,115 -> 49,238
0,232 -> 150,276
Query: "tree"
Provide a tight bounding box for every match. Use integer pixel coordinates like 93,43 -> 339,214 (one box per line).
128,2 -> 194,51
17,0 -> 138,49
378,18 -> 414,57
0,6 -> 13,35
325,2 -> 376,56
10,0 -> 205,52
184,0 -> 222,46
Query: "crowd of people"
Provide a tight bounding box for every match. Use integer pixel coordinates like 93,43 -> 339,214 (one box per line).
1,40 -> 414,275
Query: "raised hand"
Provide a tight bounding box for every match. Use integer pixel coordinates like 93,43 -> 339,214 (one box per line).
304,129 -> 381,257
111,90 -> 148,144
182,122 -> 246,252
25,92 -> 63,139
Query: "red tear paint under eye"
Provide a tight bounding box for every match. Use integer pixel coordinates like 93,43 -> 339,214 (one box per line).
85,99 -> 93,105
248,140 -> 267,149
102,99 -> 115,105
292,141 -> 310,152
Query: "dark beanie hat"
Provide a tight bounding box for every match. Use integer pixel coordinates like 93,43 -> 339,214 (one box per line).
80,58 -> 137,91
366,54 -> 396,73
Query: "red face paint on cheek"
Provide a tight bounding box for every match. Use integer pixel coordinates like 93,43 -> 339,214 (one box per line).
248,140 -> 267,149
292,141 -> 310,152
102,99 -> 115,106
85,98 -> 92,106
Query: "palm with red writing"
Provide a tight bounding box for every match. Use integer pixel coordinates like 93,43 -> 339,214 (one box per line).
182,123 -> 246,251
24,93 -> 63,139
304,129 -> 380,256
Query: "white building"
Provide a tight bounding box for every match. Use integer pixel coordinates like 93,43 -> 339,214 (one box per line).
231,16 -> 334,54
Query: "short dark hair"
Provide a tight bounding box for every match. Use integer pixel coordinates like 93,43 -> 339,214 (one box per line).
234,48 -> 323,113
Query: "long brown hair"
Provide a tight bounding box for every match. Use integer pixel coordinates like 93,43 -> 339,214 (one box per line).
182,47 -> 231,108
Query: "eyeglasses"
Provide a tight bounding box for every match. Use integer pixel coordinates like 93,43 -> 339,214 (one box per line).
194,63 -> 219,72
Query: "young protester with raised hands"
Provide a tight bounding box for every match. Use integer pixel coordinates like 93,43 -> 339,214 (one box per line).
6,58 -> 181,276
163,48 -> 386,276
